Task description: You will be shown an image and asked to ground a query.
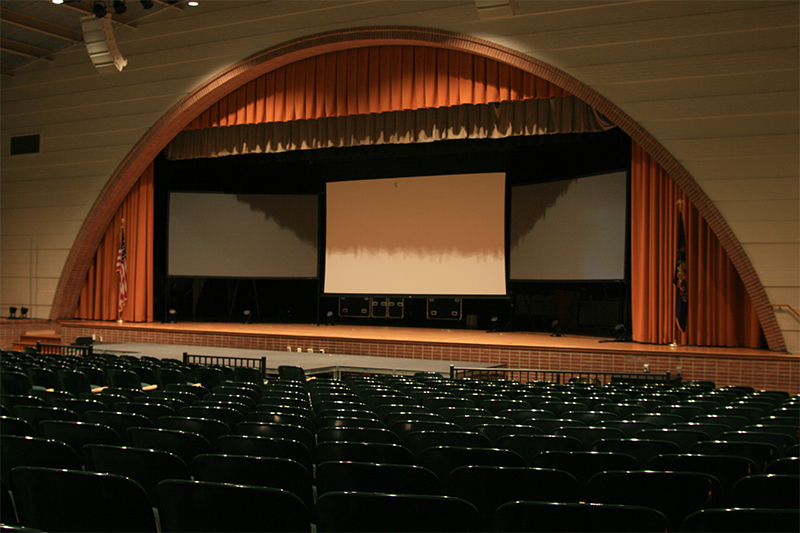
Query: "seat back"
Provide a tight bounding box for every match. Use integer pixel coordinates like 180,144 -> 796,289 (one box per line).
446,465 -> 580,530
39,420 -> 122,462
315,441 -> 414,465
729,474 -> 800,509
84,410 -> 153,443
315,491 -> 480,532
496,434 -> 582,466
11,466 -> 157,532
680,508 -> 800,533
127,427 -> 213,473
157,479 -> 310,532
83,443 -> 191,506
492,500 -> 669,533
0,434 -> 82,486
418,446 -> 524,488
531,450 -> 639,490
585,470 -> 722,531
316,460 -> 440,496
193,454 -> 314,512
216,435 -> 312,473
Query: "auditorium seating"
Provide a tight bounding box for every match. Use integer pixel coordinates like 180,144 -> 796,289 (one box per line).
1,347 -> 798,532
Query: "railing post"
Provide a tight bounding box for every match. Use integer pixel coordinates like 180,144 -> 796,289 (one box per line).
450,365 -> 455,380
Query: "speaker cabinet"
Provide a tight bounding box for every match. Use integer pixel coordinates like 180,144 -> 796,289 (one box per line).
338,297 -> 370,318
426,298 -> 462,320
81,15 -> 127,73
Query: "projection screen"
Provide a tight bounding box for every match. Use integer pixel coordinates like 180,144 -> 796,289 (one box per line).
168,192 -> 318,278
510,171 -> 628,281
324,172 -> 507,296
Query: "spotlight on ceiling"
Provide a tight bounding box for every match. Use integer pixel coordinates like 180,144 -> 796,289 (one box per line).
9,307 -> 17,319
243,309 -> 252,324
113,0 -> 127,14
550,319 -> 562,337
93,1 -> 107,17
140,0 -> 154,8
168,308 -> 177,323
20,307 -> 28,319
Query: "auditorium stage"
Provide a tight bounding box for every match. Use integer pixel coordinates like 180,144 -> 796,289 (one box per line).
61,320 -> 776,357
59,320 -> 798,394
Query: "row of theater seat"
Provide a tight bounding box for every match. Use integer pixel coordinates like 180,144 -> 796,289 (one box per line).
1,349 -> 798,532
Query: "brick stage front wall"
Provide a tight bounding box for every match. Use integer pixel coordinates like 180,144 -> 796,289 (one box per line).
59,322 -> 799,396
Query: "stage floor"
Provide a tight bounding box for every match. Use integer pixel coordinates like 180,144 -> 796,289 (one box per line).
71,320 -> 778,359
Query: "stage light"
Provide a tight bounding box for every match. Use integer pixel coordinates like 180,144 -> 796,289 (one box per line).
93,2 -> 107,17
168,308 -> 177,323
243,309 -> 251,324
20,307 -> 28,319
113,0 -> 127,15
488,316 -> 500,332
550,319 -> 562,337
326,310 -> 334,326
140,0 -> 154,8
9,307 -> 17,319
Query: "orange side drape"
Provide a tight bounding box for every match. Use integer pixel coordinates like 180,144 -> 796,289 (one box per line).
630,142 -> 762,348
75,164 -> 154,322
185,46 -> 569,130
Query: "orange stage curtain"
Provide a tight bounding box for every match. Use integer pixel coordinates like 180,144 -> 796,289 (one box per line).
185,46 -> 569,130
630,142 -> 763,348
75,164 -> 154,322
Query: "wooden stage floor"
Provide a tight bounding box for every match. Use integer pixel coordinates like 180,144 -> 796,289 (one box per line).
69,320 -> 777,359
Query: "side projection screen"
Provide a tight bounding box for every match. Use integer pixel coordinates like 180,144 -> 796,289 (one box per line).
324,172 -> 507,296
168,192 -> 318,278
510,171 -> 628,281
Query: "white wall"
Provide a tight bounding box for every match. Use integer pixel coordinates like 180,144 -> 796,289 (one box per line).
1,0 -> 797,352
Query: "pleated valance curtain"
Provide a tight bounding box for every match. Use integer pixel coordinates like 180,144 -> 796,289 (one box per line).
75,163 -> 154,322
630,142 -> 763,348
166,97 -> 615,159
185,46 -> 570,130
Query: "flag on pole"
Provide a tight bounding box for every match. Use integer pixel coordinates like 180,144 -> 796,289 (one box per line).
673,212 -> 688,331
116,226 -> 128,315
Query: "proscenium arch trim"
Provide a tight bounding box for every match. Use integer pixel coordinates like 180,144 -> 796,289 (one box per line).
50,26 -> 786,352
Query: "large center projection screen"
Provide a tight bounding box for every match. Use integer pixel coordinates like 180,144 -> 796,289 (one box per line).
510,171 -> 627,280
168,192 -> 318,278
325,173 -> 507,296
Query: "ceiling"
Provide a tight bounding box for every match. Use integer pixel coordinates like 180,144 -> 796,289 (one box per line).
0,0 -> 185,76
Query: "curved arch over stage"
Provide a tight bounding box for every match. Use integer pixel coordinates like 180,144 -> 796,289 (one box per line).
50,26 -> 784,352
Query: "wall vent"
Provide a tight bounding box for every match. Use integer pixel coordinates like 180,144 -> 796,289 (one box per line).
10,134 -> 40,155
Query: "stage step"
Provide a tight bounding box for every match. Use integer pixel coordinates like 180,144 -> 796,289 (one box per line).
12,330 -> 61,352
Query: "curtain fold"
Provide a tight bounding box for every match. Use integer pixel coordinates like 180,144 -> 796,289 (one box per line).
75,164 -> 154,322
184,46 -> 570,130
630,142 -> 762,348
166,97 -> 614,160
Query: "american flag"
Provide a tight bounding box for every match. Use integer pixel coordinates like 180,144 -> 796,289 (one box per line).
116,227 -> 128,314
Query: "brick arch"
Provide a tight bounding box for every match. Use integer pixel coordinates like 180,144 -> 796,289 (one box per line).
50,26 -> 785,352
